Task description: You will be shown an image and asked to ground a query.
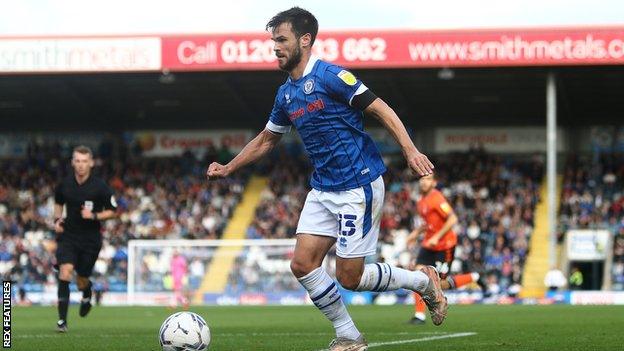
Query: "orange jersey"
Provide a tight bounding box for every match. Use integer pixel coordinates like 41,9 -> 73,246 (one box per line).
417,188 -> 457,251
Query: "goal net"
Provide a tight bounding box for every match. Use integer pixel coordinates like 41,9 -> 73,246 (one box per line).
127,239 -> 338,306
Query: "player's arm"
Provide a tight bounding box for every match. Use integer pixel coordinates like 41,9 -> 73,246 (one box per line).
81,186 -> 119,221
53,204 -> 65,233
207,129 -> 281,180
425,212 -> 458,247
92,209 -> 118,221
98,187 -> 120,220
53,184 -> 65,233
363,98 -> 433,177
406,224 -> 425,248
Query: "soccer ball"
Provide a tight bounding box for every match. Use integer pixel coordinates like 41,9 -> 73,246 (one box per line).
159,311 -> 211,351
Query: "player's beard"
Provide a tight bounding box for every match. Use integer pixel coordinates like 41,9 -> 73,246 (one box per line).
280,45 -> 302,72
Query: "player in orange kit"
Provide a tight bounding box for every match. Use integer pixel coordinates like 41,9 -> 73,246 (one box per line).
407,173 -> 484,324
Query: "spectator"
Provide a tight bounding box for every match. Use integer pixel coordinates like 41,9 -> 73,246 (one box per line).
544,266 -> 567,291
569,266 -> 584,290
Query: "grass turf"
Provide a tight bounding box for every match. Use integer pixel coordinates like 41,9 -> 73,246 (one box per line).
11,304 -> 624,350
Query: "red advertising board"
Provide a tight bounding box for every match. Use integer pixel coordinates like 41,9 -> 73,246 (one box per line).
162,27 -> 624,71
1,27 -> 623,73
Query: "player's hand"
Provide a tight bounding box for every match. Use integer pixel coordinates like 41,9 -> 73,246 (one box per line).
81,206 -> 94,220
425,236 -> 440,248
54,218 -> 65,233
406,151 -> 434,177
206,162 -> 230,180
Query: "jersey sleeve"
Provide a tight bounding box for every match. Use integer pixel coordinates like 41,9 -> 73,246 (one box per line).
54,183 -> 65,205
433,193 -> 453,219
101,183 -> 118,211
323,67 -> 375,110
265,91 -> 292,134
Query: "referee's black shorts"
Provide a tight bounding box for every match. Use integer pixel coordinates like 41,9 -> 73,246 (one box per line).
56,235 -> 102,277
416,246 -> 455,279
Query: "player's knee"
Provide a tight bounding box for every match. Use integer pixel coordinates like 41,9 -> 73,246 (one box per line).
59,266 -> 73,281
336,271 -> 361,291
290,259 -> 316,278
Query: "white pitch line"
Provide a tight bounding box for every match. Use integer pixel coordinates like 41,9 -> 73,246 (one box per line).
15,334 -> 135,339
316,332 -> 477,351
15,331 -> 448,339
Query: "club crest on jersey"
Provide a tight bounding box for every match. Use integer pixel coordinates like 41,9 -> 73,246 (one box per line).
285,93 -> 290,104
338,70 -> 357,86
303,78 -> 315,94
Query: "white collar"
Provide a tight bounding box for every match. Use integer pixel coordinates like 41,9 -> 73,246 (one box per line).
302,55 -> 319,77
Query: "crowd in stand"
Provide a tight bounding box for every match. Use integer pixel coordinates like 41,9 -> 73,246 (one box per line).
380,150 -> 543,295
247,146 -> 544,296
247,145 -> 311,240
559,153 -> 624,290
0,140 -> 245,292
5,137 -> 622,298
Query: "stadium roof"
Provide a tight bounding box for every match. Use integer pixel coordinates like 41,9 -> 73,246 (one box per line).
1,65 -> 622,131
1,27 -> 623,131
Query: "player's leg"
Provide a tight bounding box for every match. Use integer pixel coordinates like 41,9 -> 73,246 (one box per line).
292,189 -> 363,348
409,248 -> 439,324
171,276 -> 182,308
291,234 -> 363,340
407,255 -> 429,324
76,242 -> 101,317
410,248 -> 449,324
76,275 -> 92,316
438,248 -> 482,291
335,177 -> 447,325
172,275 -> 189,308
445,273 -> 481,289
55,240 -> 75,332
57,263 -> 73,332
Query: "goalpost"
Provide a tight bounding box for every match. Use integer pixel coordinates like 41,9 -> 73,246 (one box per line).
127,239 -> 315,306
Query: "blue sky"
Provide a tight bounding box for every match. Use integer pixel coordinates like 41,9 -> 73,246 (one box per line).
2,0 -> 623,35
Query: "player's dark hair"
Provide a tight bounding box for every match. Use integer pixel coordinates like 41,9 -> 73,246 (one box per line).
266,7 -> 318,45
73,145 -> 93,157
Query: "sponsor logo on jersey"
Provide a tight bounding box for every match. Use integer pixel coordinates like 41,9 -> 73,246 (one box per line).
288,98 -> 326,121
303,78 -> 315,94
338,70 -> 357,86
289,108 -> 305,121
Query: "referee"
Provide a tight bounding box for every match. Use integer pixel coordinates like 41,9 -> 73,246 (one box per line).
53,145 -> 118,332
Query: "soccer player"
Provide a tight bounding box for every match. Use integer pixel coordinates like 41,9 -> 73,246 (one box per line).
207,7 -> 447,350
406,174 -> 482,324
170,250 -> 190,308
53,146 -> 118,332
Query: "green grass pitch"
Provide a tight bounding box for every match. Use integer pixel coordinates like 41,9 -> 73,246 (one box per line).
11,304 -> 624,350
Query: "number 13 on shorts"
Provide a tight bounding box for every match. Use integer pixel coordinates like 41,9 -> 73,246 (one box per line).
338,213 -> 358,248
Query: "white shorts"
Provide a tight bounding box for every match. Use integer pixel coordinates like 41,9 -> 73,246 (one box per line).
296,176 -> 385,258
